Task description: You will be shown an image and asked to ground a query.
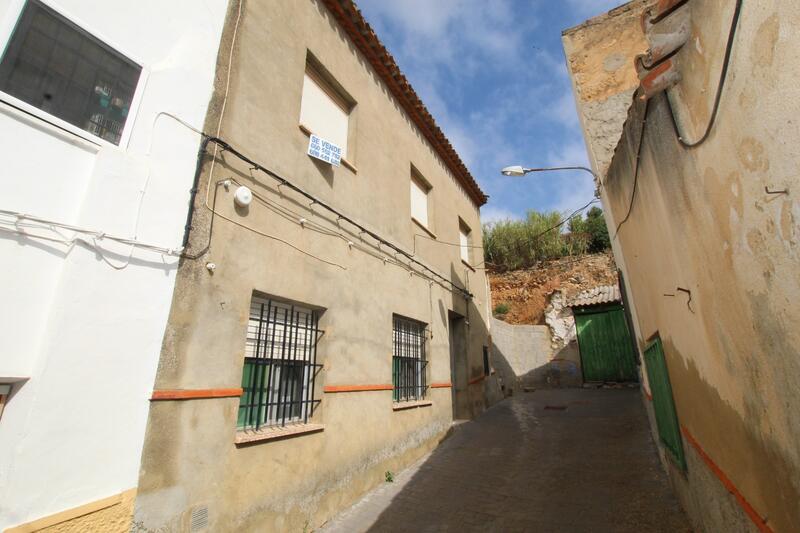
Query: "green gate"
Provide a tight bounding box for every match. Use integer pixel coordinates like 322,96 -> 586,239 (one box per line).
574,304 -> 637,382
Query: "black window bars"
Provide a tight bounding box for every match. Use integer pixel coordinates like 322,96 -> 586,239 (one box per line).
392,315 -> 428,402
237,297 -> 323,431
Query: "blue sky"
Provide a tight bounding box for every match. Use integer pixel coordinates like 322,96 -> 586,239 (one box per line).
357,0 -> 623,223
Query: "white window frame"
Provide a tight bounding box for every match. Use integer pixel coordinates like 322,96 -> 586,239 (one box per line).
410,171 -> 431,230
0,0 -> 148,149
459,220 -> 471,264
298,61 -> 352,159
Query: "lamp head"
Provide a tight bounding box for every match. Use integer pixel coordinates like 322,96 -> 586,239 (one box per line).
501,165 -> 526,177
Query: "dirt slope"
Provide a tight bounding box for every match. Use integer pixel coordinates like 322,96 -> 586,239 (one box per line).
489,253 -> 617,325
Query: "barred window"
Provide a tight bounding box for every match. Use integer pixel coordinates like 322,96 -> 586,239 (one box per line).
392,315 -> 427,402
237,296 -> 322,431
0,0 -> 141,144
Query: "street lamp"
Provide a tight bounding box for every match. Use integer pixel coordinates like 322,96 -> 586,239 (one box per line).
500,165 -> 598,180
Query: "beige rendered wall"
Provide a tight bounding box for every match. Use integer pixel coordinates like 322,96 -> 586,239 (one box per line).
133,1 -> 498,531
568,1 -> 800,532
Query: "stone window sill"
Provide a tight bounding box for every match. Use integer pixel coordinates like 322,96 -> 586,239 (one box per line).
392,400 -> 433,411
298,124 -> 357,173
234,423 -> 324,445
412,217 -> 437,239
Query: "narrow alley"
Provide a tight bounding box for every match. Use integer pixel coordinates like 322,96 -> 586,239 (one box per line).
320,389 -> 691,533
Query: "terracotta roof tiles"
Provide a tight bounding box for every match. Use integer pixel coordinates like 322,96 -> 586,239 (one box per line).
320,0 -> 488,206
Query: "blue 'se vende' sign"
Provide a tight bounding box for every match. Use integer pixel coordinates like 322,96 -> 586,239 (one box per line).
307,134 -> 342,167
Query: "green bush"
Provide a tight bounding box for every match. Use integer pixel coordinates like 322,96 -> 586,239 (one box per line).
483,209 -> 591,271
493,302 -> 510,316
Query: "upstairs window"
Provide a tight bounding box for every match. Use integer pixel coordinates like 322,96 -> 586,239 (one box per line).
0,0 -> 142,144
410,171 -> 431,229
237,296 -> 323,431
392,315 -> 428,402
459,219 -> 471,264
299,59 -> 352,157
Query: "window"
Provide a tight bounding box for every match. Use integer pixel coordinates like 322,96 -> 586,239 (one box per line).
483,346 -> 490,376
237,296 -> 322,431
299,60 -> 352,157
0,0 -> 142,145
410,172 -> 430,228
392,315 -> 427,402
643,336 -> 686,470
459,220 -> 471,263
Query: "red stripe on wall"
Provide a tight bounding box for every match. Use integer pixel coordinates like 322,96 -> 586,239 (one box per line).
430,382 -> 452,388
468,374 -> 485,385
323,384 -> 393,393
680,426 -> 774,533
150,388 -> 242,401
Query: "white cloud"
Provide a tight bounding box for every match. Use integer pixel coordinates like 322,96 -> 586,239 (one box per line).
480,206 -> 521,224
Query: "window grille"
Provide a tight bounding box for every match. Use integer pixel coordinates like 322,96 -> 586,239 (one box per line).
392,315 -> 427,402
0,0 -> 141,144
237,297 -> 323,431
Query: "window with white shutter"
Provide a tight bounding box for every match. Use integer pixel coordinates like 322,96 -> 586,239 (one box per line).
410,174 -> 430,228
459,220 -> 471,264
299,63 -> 352,157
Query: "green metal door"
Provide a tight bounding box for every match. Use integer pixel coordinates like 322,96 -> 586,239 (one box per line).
574,305 -> 638,382
643,337 -> 686,470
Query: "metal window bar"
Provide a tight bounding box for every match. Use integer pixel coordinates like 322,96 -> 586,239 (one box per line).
392,316 -> 428,402
237,298 -> 323,431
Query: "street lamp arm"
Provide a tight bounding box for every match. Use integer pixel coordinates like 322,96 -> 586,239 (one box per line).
520,166 -> 597,180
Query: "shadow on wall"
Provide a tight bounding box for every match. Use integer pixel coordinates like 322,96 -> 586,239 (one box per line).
490,316 -> 583,395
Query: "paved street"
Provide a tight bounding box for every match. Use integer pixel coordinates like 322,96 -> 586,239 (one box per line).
319,389 -> 691,533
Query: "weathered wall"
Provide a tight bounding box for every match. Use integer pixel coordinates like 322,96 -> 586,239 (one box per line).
133,1 -> 497,531
490,302 -> 582,392
566,1 -> 800,532
490,318 -> 552,393
0,0 -> 228,530
562,0 -> 652,179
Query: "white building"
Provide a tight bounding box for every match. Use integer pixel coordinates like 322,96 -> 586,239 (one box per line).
0,0 -> 228,529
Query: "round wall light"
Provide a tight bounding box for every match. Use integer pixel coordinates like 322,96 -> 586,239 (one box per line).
234,186 -> 253,207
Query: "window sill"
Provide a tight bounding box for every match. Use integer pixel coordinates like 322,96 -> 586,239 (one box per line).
298,123 -> 357,173
234,423 -> 324,445
392,400 -> 433,411
412,217 -> 437,239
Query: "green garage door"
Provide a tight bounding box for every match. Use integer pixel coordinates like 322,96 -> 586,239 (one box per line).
574,305 -> 637,382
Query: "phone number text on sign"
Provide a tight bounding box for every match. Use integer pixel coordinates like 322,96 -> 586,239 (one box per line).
307,134 -> 342,167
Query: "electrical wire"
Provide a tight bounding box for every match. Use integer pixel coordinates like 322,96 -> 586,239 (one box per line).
613,98 -> 650,240
0,209 -> 182,256
200,136 -> 472,298
665,0 -> 743,148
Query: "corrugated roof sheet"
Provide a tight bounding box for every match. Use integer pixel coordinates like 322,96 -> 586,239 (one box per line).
568,284 -> 621,308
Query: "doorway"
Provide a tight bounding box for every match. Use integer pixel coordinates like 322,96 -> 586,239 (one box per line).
448,311 -> 467,419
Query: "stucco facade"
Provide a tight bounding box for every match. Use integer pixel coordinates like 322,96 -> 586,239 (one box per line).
133,1 -> 498,531
564,1 -> 800,532
0,0 -> 228,530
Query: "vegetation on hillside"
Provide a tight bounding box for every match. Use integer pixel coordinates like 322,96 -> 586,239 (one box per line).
483,206 -> 610,271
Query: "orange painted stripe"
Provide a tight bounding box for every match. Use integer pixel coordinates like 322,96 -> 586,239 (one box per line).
430,382 -> 452,388
680,426 -> 773,533
323,384 -> 393,393
468,374 -> 486,385
150,388 -> 242,401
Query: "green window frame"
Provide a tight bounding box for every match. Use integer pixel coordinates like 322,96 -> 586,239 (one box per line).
643,336 -> 686,470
